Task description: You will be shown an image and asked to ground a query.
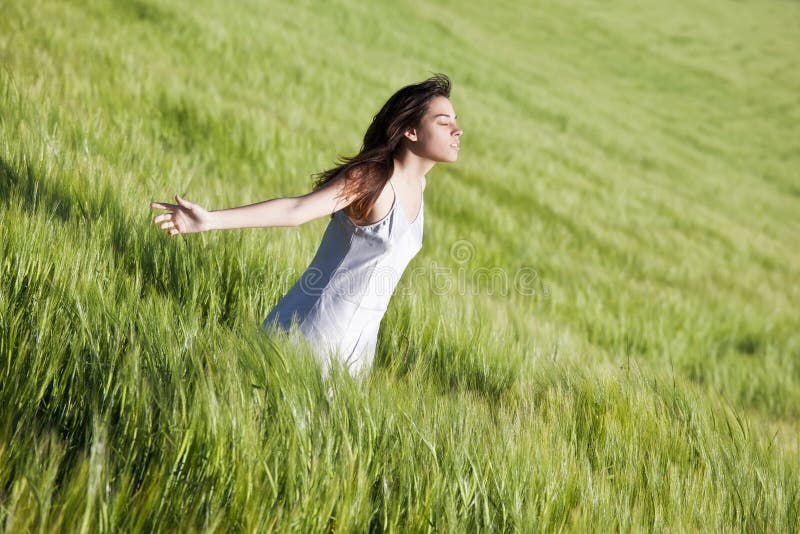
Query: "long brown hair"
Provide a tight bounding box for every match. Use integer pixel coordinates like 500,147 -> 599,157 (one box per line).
312,73 -> 451,222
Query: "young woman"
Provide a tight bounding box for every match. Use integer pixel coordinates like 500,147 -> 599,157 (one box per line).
150,74 -> 463,378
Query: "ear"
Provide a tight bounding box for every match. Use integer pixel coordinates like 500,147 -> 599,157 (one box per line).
403,127 -> 418,142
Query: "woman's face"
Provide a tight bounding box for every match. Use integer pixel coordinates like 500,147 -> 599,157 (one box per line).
405,96 -> 463,163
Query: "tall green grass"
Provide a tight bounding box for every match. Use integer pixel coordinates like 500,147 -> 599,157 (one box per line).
2,0 -> 799,530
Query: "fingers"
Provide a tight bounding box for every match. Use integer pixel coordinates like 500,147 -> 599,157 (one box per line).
152,211 -> 179,233
151,201 -> 178,210
152,195 -> 195,212
175,195 -> 194,210
151,196 -> 190,237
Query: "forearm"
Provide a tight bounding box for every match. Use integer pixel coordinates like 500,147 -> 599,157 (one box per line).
208,197 -> 301,230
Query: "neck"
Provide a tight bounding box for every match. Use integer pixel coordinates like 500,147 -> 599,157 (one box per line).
391,148 -> 434,186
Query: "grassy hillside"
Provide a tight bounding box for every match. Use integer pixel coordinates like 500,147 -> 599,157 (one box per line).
1,0 -> 799,530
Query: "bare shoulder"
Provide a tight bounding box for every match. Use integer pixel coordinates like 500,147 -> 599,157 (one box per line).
349,179 -> 394,225
422,175 -> 427,192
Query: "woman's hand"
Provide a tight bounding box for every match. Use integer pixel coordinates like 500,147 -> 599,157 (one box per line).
150,195 -> 212,236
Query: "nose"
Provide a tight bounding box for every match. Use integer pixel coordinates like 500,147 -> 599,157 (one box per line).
454,126 -> 463,137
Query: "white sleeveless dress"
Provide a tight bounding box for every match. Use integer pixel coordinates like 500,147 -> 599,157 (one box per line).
263,179 -> 424,377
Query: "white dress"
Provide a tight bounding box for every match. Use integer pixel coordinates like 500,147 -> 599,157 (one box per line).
263,179 -> 424,377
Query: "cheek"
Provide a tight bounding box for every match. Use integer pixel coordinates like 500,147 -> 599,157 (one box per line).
418,128 -> 450,154
427,128 -> 449,144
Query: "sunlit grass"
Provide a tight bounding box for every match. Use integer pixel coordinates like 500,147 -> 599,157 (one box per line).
1,0 -> 799,530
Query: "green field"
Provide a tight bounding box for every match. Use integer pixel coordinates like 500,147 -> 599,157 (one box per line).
2,0 -> 799,531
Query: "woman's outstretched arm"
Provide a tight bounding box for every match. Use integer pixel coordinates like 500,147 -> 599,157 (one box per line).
150,173 -> 351,236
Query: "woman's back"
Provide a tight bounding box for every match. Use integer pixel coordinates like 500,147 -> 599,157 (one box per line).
263,179 -> 424,377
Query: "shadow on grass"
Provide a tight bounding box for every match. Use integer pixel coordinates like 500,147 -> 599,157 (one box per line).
0,155 -> 197,307
0,155 -> 99,222
376,333 -> 519,401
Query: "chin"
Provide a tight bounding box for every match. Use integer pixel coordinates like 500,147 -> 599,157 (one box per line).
431,150 -> 459,163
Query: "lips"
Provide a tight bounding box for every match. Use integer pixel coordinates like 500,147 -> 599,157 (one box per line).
450,143 -> 460,150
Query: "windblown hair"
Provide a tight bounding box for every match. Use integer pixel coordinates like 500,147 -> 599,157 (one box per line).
312,73 -> 451,222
